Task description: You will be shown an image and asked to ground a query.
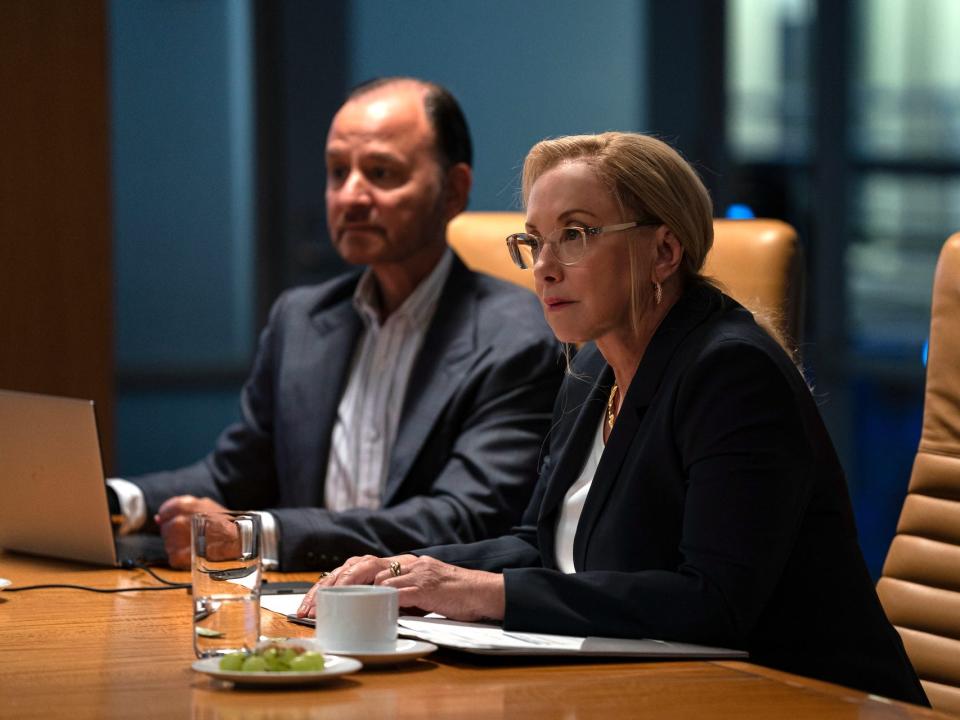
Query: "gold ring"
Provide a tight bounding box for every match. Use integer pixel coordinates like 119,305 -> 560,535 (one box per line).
389,561 -> 402,577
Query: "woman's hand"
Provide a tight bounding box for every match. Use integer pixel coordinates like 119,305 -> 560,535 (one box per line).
296,554 -> 418,617
297,554 -> 505,623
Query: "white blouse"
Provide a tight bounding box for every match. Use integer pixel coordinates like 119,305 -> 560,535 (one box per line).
554,415 -> 606,573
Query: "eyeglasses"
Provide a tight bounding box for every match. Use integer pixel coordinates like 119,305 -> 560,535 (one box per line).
505,220 -> 661,269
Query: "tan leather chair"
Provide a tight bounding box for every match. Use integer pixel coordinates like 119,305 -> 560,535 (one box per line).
447,212 -> 804,347
447,212 -> 537,293
877,232 -> 960,714
707,219 -> 804,350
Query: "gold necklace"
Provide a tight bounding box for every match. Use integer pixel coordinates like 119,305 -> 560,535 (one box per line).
606,383 -> 619,430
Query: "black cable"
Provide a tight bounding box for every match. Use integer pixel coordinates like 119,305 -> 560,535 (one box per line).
5,561 -> 191,593
131,562 -> 190,588
4,583 -> 187,593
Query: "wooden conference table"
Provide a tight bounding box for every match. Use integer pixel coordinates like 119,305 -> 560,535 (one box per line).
0,552 -> 945,720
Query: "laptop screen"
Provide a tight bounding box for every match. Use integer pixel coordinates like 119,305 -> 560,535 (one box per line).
0,389 -> 119,565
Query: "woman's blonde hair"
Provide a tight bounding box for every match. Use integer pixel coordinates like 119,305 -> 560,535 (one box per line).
521,132 -> 714,331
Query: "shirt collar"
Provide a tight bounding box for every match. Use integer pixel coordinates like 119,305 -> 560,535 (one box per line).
352,248 -> 453,329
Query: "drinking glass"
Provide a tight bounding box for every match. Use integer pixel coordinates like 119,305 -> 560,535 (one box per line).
191,512 -> 261,658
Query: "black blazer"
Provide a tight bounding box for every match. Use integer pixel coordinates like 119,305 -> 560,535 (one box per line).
131,255 -> 563,570
424,284 -> 927,706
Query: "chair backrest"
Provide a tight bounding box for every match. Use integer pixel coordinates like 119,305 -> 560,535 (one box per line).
447,212 -> 805,347
447,212 -> 536,293
877,232 -> 960,714
707,219 -> 805,349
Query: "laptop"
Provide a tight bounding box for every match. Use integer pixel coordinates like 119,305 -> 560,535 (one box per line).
0,388 -> 165,566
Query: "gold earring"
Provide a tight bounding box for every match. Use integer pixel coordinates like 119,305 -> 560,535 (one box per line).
654,281 -> 662,306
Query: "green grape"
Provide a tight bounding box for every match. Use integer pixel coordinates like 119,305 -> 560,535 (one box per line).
261,647 -> 283,671
289,652 -> 325,672
217,641 -> 322,673
218,653 -> 247,672
241,655 -> 269,672
303,652 -> 325,670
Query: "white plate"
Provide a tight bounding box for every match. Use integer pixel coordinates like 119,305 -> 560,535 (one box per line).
319,639 -> 437,666
0,578 -> 10,590
192,653 -> 361,686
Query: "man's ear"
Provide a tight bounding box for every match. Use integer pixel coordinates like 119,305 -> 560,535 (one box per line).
653,225 -> 684,283
443,162 -> 473,221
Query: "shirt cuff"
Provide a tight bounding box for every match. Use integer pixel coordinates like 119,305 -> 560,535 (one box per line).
251,511 -> 280,571
106,478 -> 147,535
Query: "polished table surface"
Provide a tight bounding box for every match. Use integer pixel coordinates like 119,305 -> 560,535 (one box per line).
0,552 -> 946,720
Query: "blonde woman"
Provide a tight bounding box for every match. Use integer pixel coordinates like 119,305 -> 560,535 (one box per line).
299,132 -> 926,706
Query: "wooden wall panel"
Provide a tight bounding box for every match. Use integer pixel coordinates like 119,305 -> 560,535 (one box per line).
0,2 -> 114,468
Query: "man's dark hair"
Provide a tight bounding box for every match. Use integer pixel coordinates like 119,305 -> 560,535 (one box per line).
346,77 -> 472,170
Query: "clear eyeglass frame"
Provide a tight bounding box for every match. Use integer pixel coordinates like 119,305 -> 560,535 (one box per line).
505,220 -> 661,269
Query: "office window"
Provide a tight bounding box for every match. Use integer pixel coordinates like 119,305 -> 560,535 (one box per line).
723,0 -> 960,577
854,0 -> 960,160
850,0 -> 960,360
851,174 -> 960,357
727,0 -> 814,162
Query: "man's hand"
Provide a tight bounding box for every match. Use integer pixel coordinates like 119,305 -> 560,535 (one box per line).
297,554 -> 505,623
155,495 -> 229,569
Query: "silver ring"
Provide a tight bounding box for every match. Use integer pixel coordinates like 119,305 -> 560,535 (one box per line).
389,560 -> 402,577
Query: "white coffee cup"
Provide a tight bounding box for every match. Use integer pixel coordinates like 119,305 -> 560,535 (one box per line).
314,586 -> 398,653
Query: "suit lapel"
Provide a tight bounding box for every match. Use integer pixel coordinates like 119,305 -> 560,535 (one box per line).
288,289 -> 363,504
538,358 -> 610,519
572,284 -> 722,569
534,348 -> 610,569
382,257 -> 478,504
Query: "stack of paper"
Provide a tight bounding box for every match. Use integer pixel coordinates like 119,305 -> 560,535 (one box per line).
261,593 -> 748,659
261,592 -> 306,618
397,616 -> 748,659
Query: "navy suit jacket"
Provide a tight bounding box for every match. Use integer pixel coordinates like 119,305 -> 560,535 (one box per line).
423,284 -> 927,706
131,255 -> 563,570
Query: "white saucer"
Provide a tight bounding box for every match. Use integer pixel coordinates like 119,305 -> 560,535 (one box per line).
0,578 -> 10,591
192,653 -> 361,686
319,639 -> 437,666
